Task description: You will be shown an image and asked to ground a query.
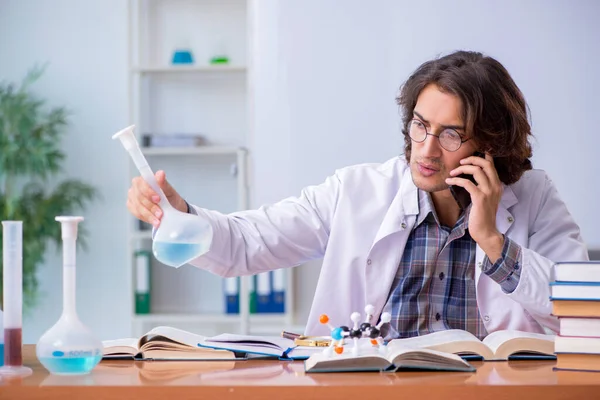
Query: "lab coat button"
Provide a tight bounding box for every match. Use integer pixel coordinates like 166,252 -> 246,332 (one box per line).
483,315 -> 490,322
401,222 -> 407,229
367,259 -> 372,266
507,216 -> 514,223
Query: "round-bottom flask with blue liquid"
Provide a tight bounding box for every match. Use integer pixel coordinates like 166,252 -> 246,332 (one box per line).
113,125 -> 213,269
36,217 -> 102,375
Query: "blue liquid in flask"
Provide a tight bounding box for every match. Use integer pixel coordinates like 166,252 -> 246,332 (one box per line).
0,344 -> 4,367
39,355 -> 102,375
153,242 -> 206,266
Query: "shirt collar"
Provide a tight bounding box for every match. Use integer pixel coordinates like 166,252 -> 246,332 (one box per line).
415,189 -> 471,232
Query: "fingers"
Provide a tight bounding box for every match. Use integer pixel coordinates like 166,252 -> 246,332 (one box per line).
445,176 -> 478,196
127,176 -> 163,227
449,164 -> 490,190
133,175 -> 160,203
156,170 -> 175,196
448,152 -> 503,199
155,170 -> 186,212
460,153 -> 501,185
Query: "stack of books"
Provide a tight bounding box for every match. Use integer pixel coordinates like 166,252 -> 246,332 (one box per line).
551,261 -> 600,372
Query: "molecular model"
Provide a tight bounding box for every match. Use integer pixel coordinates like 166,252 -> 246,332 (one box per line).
319,304 -> 392,357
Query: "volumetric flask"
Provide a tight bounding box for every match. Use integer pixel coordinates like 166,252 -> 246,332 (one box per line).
36,217 -> 102,375
0,221 -> 32,378
113,125 -> 213,268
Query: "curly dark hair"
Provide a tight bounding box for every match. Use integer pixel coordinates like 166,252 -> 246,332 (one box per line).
397,50 -> 533,185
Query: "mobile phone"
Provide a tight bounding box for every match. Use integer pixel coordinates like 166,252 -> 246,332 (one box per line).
449,151 -> 485,211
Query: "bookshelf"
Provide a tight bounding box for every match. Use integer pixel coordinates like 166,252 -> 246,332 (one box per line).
127,0 -> 295,338
133,66 -> 247,74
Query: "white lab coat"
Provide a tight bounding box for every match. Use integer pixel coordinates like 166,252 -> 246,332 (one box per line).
190,157 -> 589,336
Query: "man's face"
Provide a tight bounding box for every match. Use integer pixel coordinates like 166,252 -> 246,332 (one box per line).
409,84 -> 476,193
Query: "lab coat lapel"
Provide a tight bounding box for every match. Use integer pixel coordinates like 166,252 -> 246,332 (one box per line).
366,166 -> 419,315
370,167 -> 419,250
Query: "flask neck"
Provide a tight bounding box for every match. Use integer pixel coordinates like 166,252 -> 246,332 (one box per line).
62,239 -> 77,316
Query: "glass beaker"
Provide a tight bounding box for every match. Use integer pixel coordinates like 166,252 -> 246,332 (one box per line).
36,217 -> 102,375
112,125 -> 213,268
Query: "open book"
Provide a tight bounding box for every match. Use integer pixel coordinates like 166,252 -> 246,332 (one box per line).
387,329 -> 555,361
304,344 -> 475,373
102,326 -> 236,361
198,333 -> 324,360
304,329 -> 555,373
103,327 -> 323,361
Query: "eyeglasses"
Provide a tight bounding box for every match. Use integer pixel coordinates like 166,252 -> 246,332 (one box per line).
407,119 -> 470,152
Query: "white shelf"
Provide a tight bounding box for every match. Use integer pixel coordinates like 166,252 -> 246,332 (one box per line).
141,146 -> 245,156
127,0 -> 292,337
133,65 -> 246,74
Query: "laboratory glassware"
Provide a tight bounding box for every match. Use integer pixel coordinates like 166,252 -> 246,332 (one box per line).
36,216 -> 102,375
112,125 -> 213,268
0,221 -> 32,377
0,308 -> 4,367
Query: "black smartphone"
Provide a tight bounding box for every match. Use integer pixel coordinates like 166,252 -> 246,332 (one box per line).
449,151 -> 485,211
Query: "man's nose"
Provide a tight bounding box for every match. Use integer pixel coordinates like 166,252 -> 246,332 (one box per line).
420,133 -> 443,157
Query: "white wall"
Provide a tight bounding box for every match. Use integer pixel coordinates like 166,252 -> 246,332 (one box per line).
1,0 -> 598,341
250,0 -> 600,323
0,0 -> 131,343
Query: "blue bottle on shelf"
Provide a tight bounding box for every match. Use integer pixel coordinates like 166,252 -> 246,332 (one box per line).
172,49 -> 194,65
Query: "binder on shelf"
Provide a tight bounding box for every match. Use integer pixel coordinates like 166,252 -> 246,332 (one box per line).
249,274 -> 257,314
134,250 -> 151,314
256,272 -> 271,313
141,133 -> 207,148
271,270 -> 286,313
224,277 -> 239,314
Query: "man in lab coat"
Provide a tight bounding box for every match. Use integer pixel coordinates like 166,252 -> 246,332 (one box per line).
126,50 -> 588,338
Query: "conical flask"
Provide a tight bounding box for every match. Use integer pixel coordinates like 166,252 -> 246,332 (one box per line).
36,216 -> 102,375
112,125 -> 213,268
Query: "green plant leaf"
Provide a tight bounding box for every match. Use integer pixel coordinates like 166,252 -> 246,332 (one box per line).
0,66 -> 99,312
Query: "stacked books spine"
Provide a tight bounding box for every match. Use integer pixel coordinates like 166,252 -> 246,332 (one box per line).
551,261 -> 600,372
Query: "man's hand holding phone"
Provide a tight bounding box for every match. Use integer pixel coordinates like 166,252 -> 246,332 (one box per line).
446,152 -> 505,262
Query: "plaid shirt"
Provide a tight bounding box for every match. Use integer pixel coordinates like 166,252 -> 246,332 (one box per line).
382,190 -> 523,340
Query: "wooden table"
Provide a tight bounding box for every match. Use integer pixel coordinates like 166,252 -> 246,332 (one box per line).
1,345 -> 599,400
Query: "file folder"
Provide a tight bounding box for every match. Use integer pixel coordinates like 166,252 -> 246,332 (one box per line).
271,270 -> 285,313
256,272 -> 271,313
249,274 -> 257,314
134,250 -> 151,314
224,277 -> 239,314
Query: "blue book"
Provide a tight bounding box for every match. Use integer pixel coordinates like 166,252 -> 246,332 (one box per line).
197,333 -> 300,359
